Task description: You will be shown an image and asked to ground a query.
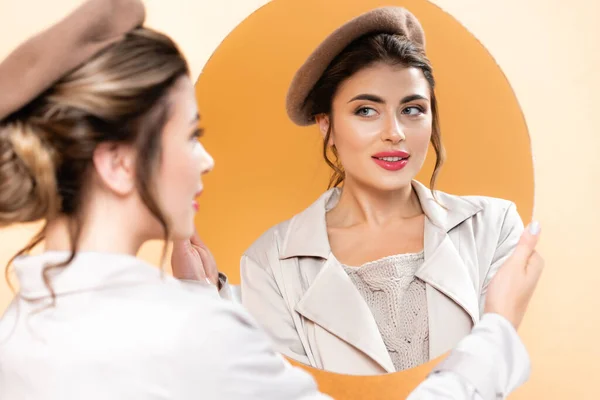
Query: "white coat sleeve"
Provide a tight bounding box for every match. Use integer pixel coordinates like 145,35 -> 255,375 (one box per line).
172,296 -> 332,400
407,313 -> 530,400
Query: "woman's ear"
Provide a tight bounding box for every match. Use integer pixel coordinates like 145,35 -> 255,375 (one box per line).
92,142 -> 136,196
315,114 -> 334,146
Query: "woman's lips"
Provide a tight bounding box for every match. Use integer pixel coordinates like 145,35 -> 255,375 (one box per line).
371,151 -> 410,171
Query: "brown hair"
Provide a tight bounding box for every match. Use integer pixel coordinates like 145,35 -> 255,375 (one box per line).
305,33 -> 445,190
0,28 -> 189,298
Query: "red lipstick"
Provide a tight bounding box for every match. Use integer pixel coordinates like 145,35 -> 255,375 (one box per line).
193,190 -> 202,211
371,151 -> 410,171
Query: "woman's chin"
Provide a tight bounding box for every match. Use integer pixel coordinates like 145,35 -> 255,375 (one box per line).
352,176 -> 415,193
170,223 -> 195,241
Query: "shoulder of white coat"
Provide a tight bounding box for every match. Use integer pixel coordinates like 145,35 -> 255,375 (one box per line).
93,274 -> 251,352
156,282 -> 266,369
461,194 -> 515,211
456,194 -> 522,229
242,190 -> 333,265
128,273 -> 230,313
169,292 -> 324,399
241,217 -> 292,265
166,281 -> 263,351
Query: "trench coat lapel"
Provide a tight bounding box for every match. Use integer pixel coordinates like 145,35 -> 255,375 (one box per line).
294,256 -> 396,373
412,181 -> 483,357
412,181 -> 482,323
280,189 -> 395,372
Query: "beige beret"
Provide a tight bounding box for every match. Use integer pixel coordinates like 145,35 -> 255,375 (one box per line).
0,0 -> 146,121
286,7 -> 425,126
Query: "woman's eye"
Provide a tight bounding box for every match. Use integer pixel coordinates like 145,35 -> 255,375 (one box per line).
355,107 -> 377,117
190,128 -> 204,140
402,106 -> 423,116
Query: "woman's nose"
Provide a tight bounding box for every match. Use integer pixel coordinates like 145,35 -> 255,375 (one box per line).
381,115 -> 405,143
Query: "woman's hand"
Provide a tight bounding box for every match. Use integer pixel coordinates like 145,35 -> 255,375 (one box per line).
171,228 -> 219,287
484,222 -> 544,330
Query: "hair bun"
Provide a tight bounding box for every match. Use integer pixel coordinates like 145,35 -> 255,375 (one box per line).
0,121 -> 59,226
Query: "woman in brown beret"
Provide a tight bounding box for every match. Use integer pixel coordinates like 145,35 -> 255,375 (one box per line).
0,1 -> 542,399
240,6 -> 538,377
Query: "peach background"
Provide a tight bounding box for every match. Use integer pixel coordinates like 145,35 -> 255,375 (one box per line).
0,0 -> 598,399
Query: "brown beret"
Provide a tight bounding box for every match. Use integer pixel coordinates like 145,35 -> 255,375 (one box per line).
286,7 -> 426,126
0,0 -> 146,121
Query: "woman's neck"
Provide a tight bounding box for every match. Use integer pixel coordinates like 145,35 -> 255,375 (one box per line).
329,179 -> 423,228
44,214 -> 144,256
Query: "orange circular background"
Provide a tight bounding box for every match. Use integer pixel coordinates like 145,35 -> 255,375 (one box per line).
194,0 -> 534,397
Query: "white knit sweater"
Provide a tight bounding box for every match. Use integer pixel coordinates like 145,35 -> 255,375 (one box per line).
343,251 -> 429,372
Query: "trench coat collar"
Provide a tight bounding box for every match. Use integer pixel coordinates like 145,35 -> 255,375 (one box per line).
280,180 -> 483,260
13,251 -> 162,300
